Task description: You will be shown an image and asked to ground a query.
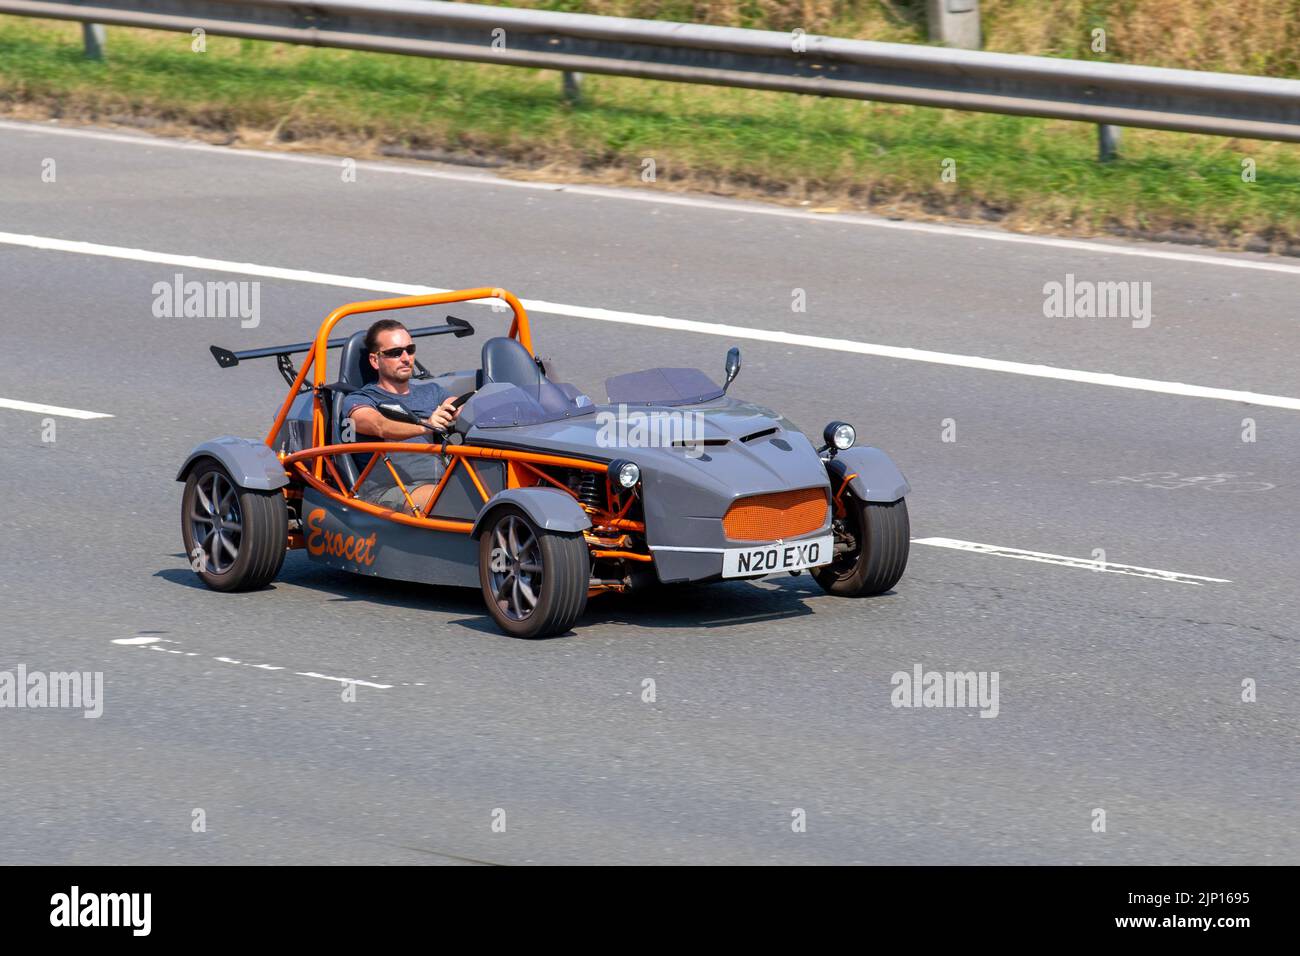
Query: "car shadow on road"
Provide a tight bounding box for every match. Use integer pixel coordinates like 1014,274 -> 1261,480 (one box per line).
154,555 -> 483,609
578,580 -> 819,630
154,566 -> 213,591
270,555 -> 490,615
155,554 -> 828,637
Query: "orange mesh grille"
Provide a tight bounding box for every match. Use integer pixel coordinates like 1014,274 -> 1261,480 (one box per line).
722,487 -> 829,541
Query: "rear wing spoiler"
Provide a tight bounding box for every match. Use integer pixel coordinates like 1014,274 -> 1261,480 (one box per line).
210,316 -> 474,385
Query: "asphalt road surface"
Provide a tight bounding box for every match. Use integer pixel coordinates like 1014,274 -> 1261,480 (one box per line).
1,119 -> 1296,865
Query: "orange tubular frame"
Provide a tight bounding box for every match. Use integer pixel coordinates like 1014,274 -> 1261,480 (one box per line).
265,288 -> 533,475
833,473 -> 859,519
268,289 -> 649,563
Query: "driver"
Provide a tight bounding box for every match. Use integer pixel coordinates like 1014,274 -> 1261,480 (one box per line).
341,318 -> 461,514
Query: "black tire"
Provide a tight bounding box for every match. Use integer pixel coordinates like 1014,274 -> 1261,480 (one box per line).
181,459 -> 287,592
812,495 -> 909,597
478,506 -> 589,638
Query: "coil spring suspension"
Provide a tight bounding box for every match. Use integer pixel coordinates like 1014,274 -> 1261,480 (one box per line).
577,472 -> 604,510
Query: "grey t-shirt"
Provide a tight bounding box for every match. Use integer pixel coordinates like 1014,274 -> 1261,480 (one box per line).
341,381 -> 451,493
342,380 -> 451,427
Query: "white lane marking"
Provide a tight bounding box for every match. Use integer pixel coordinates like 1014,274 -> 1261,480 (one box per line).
115,639 -> 395,688
5,230 -> 1300,411
0,396 -> 114,419
214,656 -> 389,686
296,672 -> 393,689
912,536 -> 1231,585
3,119 -> 1299,276
0,231 -> 424,294
214,656 -> 283,670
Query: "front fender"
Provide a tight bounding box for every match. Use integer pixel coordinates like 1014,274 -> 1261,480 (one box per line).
826,446 -> 909,503
176,436 -> 289,490
471,487 -> 592,538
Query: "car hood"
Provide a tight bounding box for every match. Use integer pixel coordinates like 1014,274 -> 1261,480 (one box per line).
467,397 -> 832,548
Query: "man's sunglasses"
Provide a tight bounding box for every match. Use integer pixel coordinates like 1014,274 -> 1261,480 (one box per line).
376,344 -> 416,358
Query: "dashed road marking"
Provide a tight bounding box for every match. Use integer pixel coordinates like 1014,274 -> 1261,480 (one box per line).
113,636 -> 407,688
295,672 -> 393,690
912,537 -> 1231,585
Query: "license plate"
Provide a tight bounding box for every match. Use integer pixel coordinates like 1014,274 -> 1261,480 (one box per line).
721,535 -> 834,578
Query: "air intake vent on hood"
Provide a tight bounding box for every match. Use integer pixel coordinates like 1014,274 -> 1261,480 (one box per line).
740,427 -> 779,443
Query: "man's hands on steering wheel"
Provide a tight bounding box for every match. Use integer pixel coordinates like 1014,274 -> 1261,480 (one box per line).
427,396 -> 460,433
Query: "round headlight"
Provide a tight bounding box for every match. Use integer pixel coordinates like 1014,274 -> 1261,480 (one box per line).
824,421 -> 855,450
610,459 -> 641,489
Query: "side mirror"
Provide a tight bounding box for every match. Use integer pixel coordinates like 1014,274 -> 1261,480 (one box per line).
376,402 -> 420,425
723,346 -> 741,392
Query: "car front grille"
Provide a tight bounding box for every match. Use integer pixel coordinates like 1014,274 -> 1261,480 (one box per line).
722,487 -> 829,542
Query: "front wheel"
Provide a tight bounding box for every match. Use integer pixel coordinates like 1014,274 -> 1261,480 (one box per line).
181,459 -> 287,592
812,494 -> 909,597
478,506 -> 589,638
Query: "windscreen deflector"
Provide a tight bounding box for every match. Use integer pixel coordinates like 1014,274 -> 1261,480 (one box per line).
604,368 -> 724,406
472,381 -> 597,428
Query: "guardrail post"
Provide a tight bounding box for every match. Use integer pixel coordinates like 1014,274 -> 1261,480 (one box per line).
562,71 -> 583,105
82,22 -> 107,59
926,0 -> 981,50
1098,124 -> 1121,161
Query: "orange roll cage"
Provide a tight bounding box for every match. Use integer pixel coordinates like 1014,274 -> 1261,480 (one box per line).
265,289 -> 647,552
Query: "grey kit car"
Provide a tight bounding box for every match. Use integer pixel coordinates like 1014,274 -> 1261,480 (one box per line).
177,288 -> 910,637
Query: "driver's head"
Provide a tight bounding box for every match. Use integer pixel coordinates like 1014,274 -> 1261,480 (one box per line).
365,318 -> 415,385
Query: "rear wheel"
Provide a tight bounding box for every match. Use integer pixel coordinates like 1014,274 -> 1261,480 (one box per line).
478,507 -> 589,638
812,494 -> 909,597
181,459 -> 287,592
